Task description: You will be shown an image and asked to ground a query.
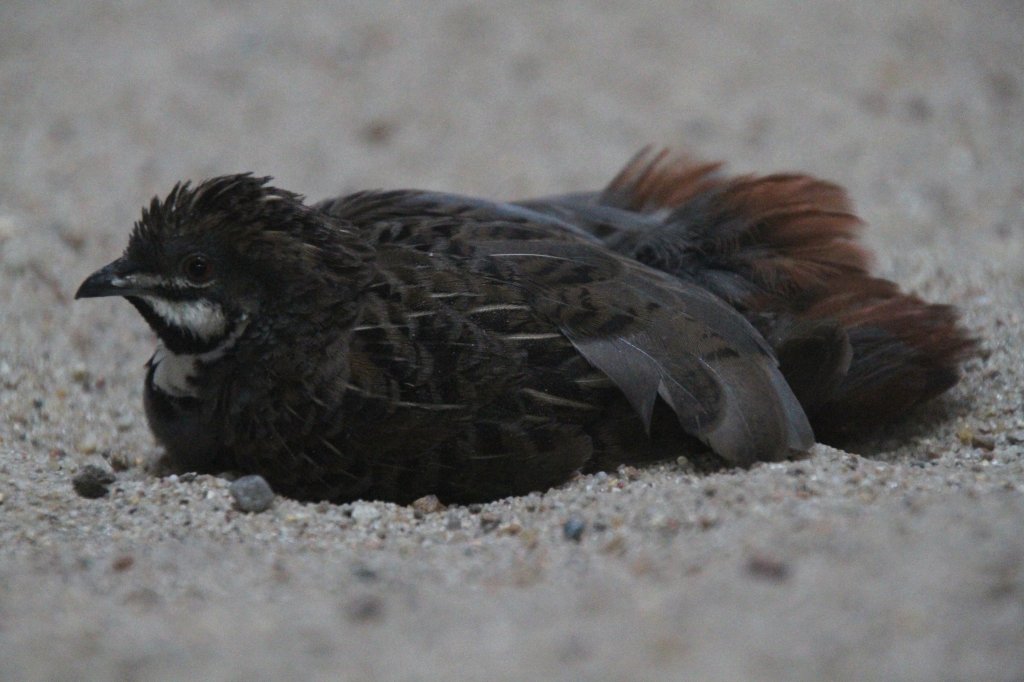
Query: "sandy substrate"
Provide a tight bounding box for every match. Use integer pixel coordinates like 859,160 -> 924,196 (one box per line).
1,1 -> 1022,679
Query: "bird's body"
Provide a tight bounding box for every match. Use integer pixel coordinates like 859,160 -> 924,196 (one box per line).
76,150 -> 974,503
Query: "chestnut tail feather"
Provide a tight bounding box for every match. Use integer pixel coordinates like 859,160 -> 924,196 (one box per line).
537,147 -> 977,439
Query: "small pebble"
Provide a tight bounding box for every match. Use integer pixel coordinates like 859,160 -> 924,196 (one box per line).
114,411 -> 135,431
70,364 -> 91,384
563,515 -> 586,542
971,434 -> 997,451
108,451 -> 134,472
445,512 -> 462,531
350,502 -> 381,523
229,475 -> 275,513
697,514 -> 718,530
497,522 -> 523,536
479,512 -> 501,533
601,534 -> 626,556
411,494 -> 446,515
1006,431 -> 1024,445
675,456 -> 697,474
78,432 -> 99,454
617,465 -> 640,481
360,119 -> 397,146
72,464 -> 116,498
746,553 -> 790,582
345,594 -> 384,623
352,565 -> 379,582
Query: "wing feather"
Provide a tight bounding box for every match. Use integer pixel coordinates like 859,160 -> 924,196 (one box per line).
470,238 -> 814,464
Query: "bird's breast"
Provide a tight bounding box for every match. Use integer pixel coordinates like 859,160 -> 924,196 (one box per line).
149,345 -> 201,398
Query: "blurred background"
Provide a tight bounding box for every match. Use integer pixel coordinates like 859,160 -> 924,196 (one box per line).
2,0 -> 1020,249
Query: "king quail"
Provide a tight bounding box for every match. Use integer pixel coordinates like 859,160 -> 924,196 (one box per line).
76,149 -> 975,503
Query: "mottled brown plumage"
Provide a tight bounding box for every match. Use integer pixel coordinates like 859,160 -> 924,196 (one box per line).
75,150 -> 975,503
520,148 -> 976,438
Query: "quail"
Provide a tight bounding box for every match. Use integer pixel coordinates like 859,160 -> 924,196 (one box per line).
76,149 -> 975,503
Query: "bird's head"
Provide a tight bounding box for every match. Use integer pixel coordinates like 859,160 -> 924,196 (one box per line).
76,174 -> 372,354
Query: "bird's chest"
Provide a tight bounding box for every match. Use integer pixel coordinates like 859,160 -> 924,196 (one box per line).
143,345 -> 232,474
149,346 -> 203,398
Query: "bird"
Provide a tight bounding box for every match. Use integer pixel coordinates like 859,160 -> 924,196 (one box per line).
75,148 -> 975,503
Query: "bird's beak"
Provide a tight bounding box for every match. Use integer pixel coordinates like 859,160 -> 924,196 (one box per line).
75,257 -> 148,299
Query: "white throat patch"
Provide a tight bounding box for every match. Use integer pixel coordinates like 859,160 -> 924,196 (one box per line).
140,296 -> 227,341
150,318 -> 249,398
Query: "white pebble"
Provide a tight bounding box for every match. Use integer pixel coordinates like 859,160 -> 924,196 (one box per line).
78,432 -> 99,454
350,502 -> 381,523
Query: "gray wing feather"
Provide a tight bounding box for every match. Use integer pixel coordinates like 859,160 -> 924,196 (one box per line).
471,238 -> 814,464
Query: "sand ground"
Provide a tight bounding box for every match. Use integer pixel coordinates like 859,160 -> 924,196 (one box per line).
1,1 -> 1022,679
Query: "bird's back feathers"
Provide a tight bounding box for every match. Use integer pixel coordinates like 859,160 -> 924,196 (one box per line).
320,190 -> 814,468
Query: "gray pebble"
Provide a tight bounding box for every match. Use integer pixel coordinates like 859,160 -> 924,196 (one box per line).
229,475 -> 275,513
445,512 -> 462,531
479,512 -> 501,533
345,594 -> 384,623
971,434 -> 997,451
563,514 -> 586,542
72,464 -> 116,498
746,553 -> 790,582
352,565 -> 379,582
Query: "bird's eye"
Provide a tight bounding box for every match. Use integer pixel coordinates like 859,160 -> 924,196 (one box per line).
182,254 -> 214,284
